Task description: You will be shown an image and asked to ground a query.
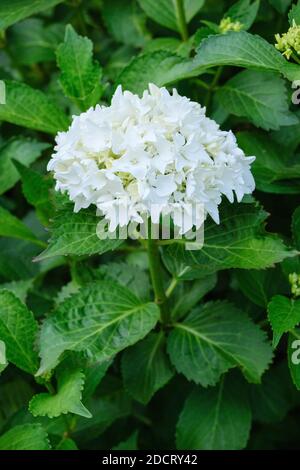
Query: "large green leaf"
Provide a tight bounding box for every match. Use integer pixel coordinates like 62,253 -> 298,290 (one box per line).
165,203 -> 296,277
194,31 -> 286,74
0,137 -> 49,195
268,295 -> 300,348
8,19 -> 64,65
0,80 -> 69,134
289,0 -> 300,24
0,424 -> 50,450
167,301 -> 272,386
237,132 -> 300,194
37,281 -> 159,374
56,25 -> 103,110
122,332 -> 174,404
217,70 -> 298,130
102,0 -> 150,48
29,364 -> 91,418
0,206 -> 44,246
176,373 -> 251,450
0,0 -> 64,30
0,239 -> 40,281
138,0 -> 204,32
13,161 -> 54,225
0,290 -> 39,374
117,50 -> 197,95
35,205 -> 123,261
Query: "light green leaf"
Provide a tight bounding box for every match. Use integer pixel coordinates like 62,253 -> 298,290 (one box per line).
56,25 -> 103,110
56,438 -> 78,450
225,0 -> 260,30
0,80 -> 69,134
0,206 -> 43,246
122,332 -> 174,404
167,301 -> 272,386
138,0 -> 204,32
217,70 -> 298,130
268,295 -> 300,348
0,279 -> 34,303
29,364 -> 91,419
37,281 -> 159,374
176,373 -> 251,450
35,205 -> 123,261
0,0 -> 64,30
13,161 -> 54,225
0,424 -> 50,450
0,137 -> 49,195
165,203 -> 296,277
0,290 -> 39,374
102,0 -> 150,48
237,131 -> 300,194
117,50 -> 198,95
194,31 -> 286,73
289,0 -> 300,25
8,19 -> 64,65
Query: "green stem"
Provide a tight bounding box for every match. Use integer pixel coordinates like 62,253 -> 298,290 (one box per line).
290,329 -> 300,340
291,52 -> 300,65
204,66 -> 223,110
174,0 -> 189,41
166,277 -> 178,298
147,225 -> 169,324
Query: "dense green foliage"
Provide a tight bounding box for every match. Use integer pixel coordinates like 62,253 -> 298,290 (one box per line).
0,0 -> 300,451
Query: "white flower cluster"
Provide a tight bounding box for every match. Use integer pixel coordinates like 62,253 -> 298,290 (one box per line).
48,84 -> 255,234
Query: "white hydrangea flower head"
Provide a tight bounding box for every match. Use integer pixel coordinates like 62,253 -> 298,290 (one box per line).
48,83 -> 255,234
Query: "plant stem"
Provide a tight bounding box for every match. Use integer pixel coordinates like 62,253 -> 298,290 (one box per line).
204,66 -> 223,110
174,0 -> 189,42
291,52 -> 300,65
290,329 -> 300,340
166,277 -> 178,298
147,225 -> 169,324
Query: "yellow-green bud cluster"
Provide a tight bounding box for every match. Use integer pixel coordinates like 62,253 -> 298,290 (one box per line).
289,272 -> 300,297
219,17 -> 243,34
275,20 -> 300,60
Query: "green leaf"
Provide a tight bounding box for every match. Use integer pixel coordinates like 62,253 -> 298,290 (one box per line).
176,372 -> 251,450
237,131 -> 300,194
194,31 -> 286,73
13,161 -> 54,225
225,0 -> 260,30
35,205 -> 123,261
122,332 -> 174,404
113,431 -> 138,450
56,438 -> 78,450
270,0 -> 292,14
288,331 -> 300,389
236,266 -> 289,307
0,239 -> 40,281
37,281 -> 159,374
0,80 -> 69,134
268,295 -> 300,348
0,290 -> 39,374
0,0 -> 64,30
165,203 -> 296,277
102,0 -> 150,48
138,0 -> 204,32
0,424 -> 50,450
0,137 -> 49,195
250,362 -> 297,423
56,25 -> 103,110
289,0 -> 300,25
216,70 -> 298,131
29,364 -> 91,419
8,19 -> 64,65
0,206 -> 43,246
292,206 -> 300,249
0,279 -> 33,303
168,301 -> 272,386
117,50 -> 197,95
